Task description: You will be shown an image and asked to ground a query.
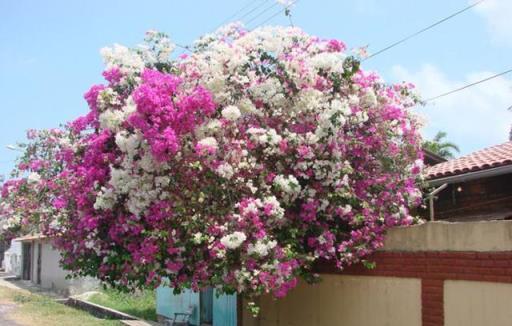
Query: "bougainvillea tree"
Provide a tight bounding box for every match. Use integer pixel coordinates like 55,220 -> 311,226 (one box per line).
0,129 -> 73,241
1,24 -> 424,308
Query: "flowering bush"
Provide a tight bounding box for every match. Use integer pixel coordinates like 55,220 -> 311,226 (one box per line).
1,24 -> 424,306
0,129 -> 73,241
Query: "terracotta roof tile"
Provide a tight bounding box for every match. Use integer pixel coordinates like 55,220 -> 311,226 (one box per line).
425,141 -> 512,179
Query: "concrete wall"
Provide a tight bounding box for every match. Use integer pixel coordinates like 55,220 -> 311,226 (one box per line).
0,240 -> 5,267
444,281 -> 512,326
382,220 -> 512,252
2,240 -> 21,276
242,221 -> 512,326
243,275 -> 422,326
28,240 -> 98,296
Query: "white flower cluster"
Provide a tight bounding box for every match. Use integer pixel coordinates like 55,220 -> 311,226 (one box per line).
97,88 -> 121,112
115,131 -> 141,156
360,89 -> 378,108
246,128 -> 283,155
315,99 -> 351,140
94,131 -> 171,216
93,187 -> 116,211
141,30 -> 176,63
221,105 -> 241,121
309,52 -> 346,72
198,137 -> 218,151
27,172 -> 41,184
273,175 -> 301,202
99,97 -> 136,131
263,196 -> 285,219
247,238 -> 277,257
100,44 -> 145,74
215,162 -> 235,179
220,231 -> 247,250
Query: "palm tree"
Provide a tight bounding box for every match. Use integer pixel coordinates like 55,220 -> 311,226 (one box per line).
423,131 -> 460,159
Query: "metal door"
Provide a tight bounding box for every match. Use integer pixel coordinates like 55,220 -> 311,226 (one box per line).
200,288 -> 214,324
212,290 -> 237,326
36,243 -> 42,285
21,243 -> 31,280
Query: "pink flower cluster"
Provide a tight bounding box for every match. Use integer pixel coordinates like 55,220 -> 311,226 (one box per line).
130,69 -> 215,161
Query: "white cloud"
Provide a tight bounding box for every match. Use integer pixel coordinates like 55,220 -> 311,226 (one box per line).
472,0 -> 512,47
392,64 -> 512,154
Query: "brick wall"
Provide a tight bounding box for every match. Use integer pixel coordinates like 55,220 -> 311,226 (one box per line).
316,251 -> 512,326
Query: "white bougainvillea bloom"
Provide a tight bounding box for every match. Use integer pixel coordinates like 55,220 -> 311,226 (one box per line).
220,231 -> 247,249
221,105 -> 242,121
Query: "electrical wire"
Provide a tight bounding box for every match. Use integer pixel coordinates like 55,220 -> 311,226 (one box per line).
236,0 -> 272,24
215,0 -> 264,28
365,0 -> 486,60
249,0 -> 299,30
245,1 -> 280,26
177,0 -> 271,56
424,68 -> 512,102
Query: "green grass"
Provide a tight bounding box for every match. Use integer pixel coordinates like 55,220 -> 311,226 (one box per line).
0,286 -> 120,326
88,288 -> 157,321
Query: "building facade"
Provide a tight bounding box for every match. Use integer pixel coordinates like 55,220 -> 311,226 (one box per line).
15,235 -> 98,296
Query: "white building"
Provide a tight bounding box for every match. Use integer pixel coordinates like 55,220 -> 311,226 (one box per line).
2,239 -> 21,276
14,234 -> 98,296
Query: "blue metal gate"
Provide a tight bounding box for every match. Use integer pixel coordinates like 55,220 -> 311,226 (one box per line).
213,290 -> 237,326
156,287 -> 200,325
156,286 -> 237,326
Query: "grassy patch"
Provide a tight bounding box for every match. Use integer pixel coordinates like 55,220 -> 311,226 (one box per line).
0,286 -> 120,326
88,288 -> 157,321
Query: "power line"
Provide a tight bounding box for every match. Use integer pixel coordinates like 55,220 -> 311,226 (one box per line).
176,0 -> 272,56
175,43 -> 192,53
213,0 -> 271,32
237,0 -> 272,24
250,0 -> 299,30
424,68 -> 512,102
215,0 -> 262,28
245,1 -> 280,26
364,0 -> 486,60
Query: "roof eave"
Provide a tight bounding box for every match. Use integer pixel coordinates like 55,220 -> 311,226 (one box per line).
427,164 -> 512,186
13,234 -> 47,242
423,149 -> 448,164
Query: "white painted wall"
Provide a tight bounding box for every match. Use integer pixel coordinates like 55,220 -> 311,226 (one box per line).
27,240 -> 98,296
2,239 -> 21,277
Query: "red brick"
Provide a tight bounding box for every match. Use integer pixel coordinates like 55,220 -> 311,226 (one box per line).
491,252 -> 512,260
482,275 -> 500,282
463,274 -> 483,281
438,252 -> 462,259
325,250 -> 512,288
421,278 -> 444,326
422,314 -> 444,324
492,260 -> 510,267
452,259 -> 474,267
457,252 -> 478,259
477,252 -> 493,259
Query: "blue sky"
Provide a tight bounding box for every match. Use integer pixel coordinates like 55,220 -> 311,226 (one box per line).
1,0 -> 511,177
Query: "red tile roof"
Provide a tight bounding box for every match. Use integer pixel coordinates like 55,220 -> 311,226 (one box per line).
426,141 -> 512,179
